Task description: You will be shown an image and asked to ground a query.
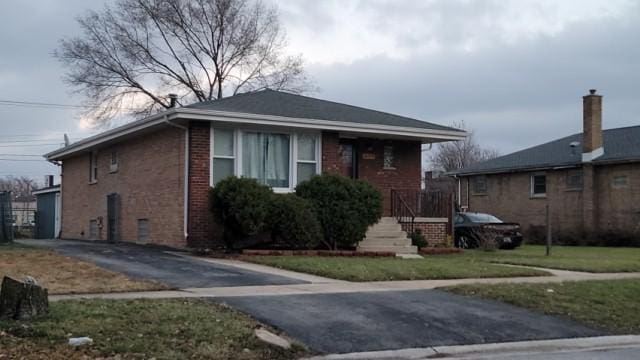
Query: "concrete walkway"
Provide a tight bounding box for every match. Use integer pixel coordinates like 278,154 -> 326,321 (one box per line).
50,258 -> 640,301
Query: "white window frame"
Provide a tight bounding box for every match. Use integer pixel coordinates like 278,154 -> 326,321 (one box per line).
530,172 -> 547,198
210,125 -> 321,192
210,127 -> 237,186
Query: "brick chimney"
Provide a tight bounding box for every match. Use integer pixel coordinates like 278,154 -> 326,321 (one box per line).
582,89 -> 604,162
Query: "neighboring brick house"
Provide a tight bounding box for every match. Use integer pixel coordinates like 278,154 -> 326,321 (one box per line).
46,89 -> 465,249
452,90 -> 640,245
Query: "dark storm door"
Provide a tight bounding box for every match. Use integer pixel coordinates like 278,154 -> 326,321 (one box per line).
106,193 -> 120,242
338,139 -> 357,179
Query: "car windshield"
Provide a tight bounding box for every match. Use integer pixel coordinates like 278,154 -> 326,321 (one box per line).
465,213 -> 502,223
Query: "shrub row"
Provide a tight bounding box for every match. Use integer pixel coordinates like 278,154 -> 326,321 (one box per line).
210,174 -> 383,251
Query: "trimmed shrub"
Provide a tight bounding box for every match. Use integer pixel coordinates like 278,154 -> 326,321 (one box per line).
267,194 -> 323,249
209,176 -> 273,249
410,228 -> 428,249
296,173 -> 383,249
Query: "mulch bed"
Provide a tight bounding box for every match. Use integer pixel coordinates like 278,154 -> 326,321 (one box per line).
419,247 -> 463,255
241,249 -> 396,257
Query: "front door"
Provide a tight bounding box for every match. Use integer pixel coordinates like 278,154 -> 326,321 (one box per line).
338,139 -> 357,179
106,193 -> 120,242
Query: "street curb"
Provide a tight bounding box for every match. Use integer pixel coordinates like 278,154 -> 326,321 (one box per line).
302,335 -> 640,360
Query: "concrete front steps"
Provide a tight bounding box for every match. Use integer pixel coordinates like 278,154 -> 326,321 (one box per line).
357,217 -> 418,255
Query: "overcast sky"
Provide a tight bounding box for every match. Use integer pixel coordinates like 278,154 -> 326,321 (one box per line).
1,0 -> 639,182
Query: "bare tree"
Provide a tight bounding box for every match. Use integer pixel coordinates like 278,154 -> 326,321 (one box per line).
55,0 -> 312,126
0,177 -> 37,199
429,121 -> 499,172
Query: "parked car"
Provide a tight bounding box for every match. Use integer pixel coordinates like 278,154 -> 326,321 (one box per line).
454,212 -> 523,249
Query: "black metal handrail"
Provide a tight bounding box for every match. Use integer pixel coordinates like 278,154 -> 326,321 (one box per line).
390,189 -> 416,234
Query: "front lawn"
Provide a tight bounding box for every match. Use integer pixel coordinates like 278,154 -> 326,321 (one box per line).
473,245 -> 640,273
0,299 -> 305,359
245,255 -> 549,282
445,279 -> 640,334
0,243 -> 166,294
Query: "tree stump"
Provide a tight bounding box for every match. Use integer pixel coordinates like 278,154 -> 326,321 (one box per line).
0,276 -> 49,320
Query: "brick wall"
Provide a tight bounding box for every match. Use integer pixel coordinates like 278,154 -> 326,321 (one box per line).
60,126 -> 185,247
402,220 -> 448,247
321,132 -> 422,215
459,162 -> 640,244
187,121 -> 220,248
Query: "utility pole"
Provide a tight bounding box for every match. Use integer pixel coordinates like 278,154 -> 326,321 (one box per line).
546,204 -> 552,256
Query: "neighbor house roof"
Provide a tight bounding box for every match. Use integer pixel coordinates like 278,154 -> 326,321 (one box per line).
45,89 -> 466,161
453,125 -> 640,176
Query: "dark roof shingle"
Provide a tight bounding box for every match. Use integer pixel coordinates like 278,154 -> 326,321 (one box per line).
454,125 -> 640,175
186,89 -> 462,133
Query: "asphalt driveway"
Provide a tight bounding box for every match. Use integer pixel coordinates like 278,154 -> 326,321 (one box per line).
18,239 -> 306,288
218,289 -> 604,354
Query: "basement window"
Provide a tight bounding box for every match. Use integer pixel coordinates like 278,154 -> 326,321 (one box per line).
89,220 -> 98,239
137,219 -> 150,243
530,173 -> 546,197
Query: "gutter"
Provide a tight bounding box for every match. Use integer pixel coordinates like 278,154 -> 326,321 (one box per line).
164,115 -> 189,242
45,108 -> 467,161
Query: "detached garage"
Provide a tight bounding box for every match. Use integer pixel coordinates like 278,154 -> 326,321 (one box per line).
33,185 -> 61,239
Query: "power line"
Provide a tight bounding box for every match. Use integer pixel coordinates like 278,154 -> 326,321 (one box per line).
0,99 -> 137,111
0,139 -> 71,144
0,154 -> 43,157
0,159 -> 49,162
0,144 -> 61,148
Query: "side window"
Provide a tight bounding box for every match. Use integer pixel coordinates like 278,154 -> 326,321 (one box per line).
212,129 -> 235,186
89,151 -> 98,183
297,133 -> 318,184
612,175 -> 628,189
383,145 -> 394,169
566,169 -> 582,190
110,150 -> 119,173
454,214 -> 465,224
531,173 -> 546,197
472,176 -> 487,195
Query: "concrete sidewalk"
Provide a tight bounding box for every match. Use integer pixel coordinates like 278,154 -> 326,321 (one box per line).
49,266 -> 640,301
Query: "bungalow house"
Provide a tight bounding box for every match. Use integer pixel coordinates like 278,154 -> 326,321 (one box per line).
45,89 -> 466,249
452,90 -> 640,245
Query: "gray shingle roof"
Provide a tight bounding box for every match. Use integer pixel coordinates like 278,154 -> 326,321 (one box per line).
454,125 -> 640,175
186,89 -> 462,133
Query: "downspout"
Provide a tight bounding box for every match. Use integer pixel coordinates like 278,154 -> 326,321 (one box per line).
47,159 -> 62,238
164,114 -> 189,241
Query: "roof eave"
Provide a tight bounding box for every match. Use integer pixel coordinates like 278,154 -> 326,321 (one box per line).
46,108 -> 467,161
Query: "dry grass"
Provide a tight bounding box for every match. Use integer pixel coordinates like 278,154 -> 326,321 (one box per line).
0,244 -> 167,294
0,299 -> 306,359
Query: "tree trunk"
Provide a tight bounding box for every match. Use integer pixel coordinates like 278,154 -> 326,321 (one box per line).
0,276 -> 49,320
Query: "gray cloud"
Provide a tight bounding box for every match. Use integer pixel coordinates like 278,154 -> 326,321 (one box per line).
1,0 -> 639,180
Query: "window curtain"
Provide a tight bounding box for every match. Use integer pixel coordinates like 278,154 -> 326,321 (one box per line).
242,132 -> 289,187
